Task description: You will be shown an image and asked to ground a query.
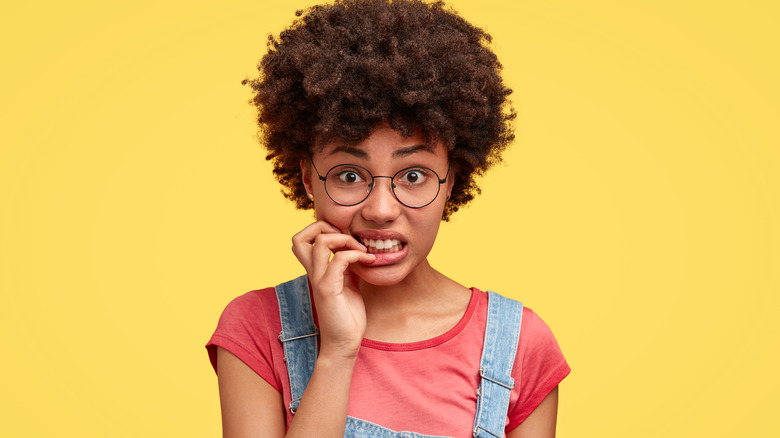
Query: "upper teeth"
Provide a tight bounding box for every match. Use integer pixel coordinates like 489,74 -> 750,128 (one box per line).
361,238 -> 400,249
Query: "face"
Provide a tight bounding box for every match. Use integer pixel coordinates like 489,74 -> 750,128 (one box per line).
301,125 -> 454,287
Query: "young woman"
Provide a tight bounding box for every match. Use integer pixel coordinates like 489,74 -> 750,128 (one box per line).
206,1 -> 570,436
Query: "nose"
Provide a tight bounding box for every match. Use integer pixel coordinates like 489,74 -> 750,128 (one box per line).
360,177 -> 402,224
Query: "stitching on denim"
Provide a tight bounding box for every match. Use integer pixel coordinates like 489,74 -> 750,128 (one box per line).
472,291 -> 523,437
276,276 -> 319,417
346,416 -> 452,437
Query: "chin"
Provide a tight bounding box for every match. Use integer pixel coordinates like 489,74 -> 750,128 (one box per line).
350,263 -> 411,287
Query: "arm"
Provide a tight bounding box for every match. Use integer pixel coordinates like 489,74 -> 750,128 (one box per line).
217,346 -> 359,438
286,221 -> 374,436
507,386 -> 559,438
217,221 -> 373,437
217,347 -> 286,438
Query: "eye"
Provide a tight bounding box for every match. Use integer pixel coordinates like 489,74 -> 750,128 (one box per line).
397,168 -> 429,185
335,169 -> 365,184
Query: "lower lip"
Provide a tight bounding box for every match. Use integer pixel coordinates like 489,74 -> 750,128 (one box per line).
364,244 -> 409,266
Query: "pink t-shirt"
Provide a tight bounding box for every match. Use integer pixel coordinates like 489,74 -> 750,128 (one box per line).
207,285 -> 570,436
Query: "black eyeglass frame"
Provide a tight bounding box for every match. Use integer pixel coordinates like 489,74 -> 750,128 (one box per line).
310,157 -> 450,208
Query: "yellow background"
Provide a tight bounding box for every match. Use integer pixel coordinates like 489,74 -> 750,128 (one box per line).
1,0 -> 778,436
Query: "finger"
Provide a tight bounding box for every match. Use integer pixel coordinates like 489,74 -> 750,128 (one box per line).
293,221 -> 342,246
310,233 -> 368,278
291,222 -> 339,259
291,221 -> 345,270
317,250 -> 376,294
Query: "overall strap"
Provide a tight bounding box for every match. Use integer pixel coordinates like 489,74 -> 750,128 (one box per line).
473,291 -> 523,438
275,275 -> 319,415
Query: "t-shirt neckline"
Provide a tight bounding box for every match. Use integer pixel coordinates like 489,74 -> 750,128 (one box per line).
359,287 -> 480,352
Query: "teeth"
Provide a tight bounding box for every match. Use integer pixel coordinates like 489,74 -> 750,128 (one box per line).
360,237 -> 401,253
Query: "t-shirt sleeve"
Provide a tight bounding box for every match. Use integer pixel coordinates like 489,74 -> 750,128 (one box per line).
205,287 -> 283,391
506,307 -> 571,430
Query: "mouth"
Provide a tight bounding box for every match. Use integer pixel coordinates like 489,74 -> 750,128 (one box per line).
357,237 -> 405,254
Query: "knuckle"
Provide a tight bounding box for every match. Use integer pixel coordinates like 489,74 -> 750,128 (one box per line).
313,233 -> 328,245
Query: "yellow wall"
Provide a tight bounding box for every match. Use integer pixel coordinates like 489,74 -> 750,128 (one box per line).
1,0 -> 777,436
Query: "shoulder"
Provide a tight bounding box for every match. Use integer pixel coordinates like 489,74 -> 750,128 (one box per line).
480,291 -> 563,357
478,291 -> 558,348
471,291 -> 568,382
215,287 -> 281,330
205,286 -> 284,388
518,307 -> 563,355
508,305 -> 571,429
469,291 -> 570,430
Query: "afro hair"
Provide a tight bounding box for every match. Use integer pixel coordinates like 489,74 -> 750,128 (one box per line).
243,0 -> 515,220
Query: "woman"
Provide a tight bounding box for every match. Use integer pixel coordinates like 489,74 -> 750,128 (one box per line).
207,1 -> 569,436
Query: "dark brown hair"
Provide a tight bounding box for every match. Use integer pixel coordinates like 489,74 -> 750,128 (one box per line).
243,0 -> 515,219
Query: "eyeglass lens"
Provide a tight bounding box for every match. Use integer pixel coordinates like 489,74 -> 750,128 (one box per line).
324,164 -> 442,207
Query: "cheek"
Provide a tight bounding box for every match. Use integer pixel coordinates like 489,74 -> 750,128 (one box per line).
425,220 -> 443,244
316,205 -> 357,233
412,211 -> 444,244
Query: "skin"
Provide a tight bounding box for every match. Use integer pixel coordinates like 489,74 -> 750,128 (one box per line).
216,126 -> 559,437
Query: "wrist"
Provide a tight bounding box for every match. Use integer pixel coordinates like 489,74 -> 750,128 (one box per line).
317,344 -> 361,364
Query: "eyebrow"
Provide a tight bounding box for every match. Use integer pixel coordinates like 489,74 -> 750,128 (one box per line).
326,144 -> 436,159
326,146 -> 369,159
392,144 -> 436,158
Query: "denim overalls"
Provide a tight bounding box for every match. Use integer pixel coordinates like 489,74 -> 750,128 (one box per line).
275,275 -> 523,438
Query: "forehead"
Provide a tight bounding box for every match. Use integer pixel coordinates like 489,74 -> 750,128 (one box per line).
316,127 -> 445,160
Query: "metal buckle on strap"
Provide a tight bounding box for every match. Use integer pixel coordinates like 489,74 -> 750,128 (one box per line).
278,329 -> 319,343
479,366 -> 514,390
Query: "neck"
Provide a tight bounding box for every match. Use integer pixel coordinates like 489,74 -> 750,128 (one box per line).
358,259 -> 446,310
358,259 -> 472,344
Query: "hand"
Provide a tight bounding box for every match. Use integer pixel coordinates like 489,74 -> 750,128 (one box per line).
291,221 -> 376,359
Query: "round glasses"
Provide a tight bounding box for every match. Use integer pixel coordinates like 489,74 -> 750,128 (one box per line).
311,159 -> 449,208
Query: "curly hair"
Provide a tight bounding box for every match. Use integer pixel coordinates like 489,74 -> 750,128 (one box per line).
243,0 -> 515,220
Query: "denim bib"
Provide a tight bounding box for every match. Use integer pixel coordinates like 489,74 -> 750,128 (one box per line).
275,275 -> 523,438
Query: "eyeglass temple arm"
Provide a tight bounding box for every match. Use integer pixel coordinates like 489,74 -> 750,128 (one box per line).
438,163 -> 451,184
309,156 -> 328,181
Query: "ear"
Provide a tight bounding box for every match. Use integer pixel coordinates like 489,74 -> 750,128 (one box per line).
445,167 -> 456,200
300,159 -> 315,197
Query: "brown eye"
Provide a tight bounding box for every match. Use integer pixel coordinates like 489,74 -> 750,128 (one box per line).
337,170 -> 364,184
398,169 -> 428,185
